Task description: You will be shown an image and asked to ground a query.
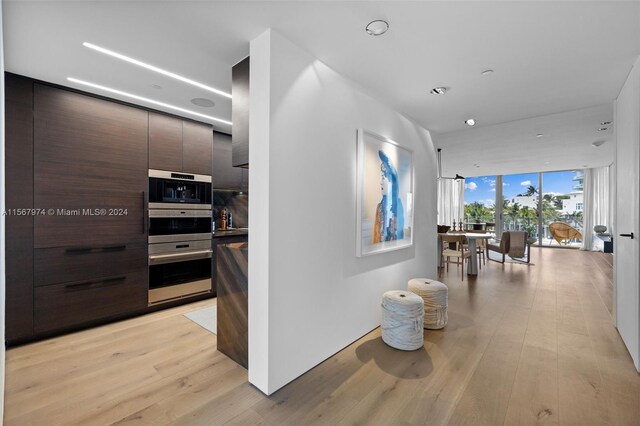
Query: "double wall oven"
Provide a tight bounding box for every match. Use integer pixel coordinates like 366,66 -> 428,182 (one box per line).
148,170 -> 213,305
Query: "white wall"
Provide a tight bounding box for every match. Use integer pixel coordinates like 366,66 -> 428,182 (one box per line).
248,30 -> 438,394
1,0 -> 7,421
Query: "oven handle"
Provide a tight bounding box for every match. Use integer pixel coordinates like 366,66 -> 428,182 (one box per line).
149,249 -> 213,265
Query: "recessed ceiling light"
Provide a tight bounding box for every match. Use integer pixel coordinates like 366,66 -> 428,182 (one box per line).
67,77 -> 232,125
600,121 -> 613,126
365,20 -> 389,36
536,133 -> 544,138
592,140 -> 605,147
151,84 -> 162,90
465,118 -> 476,126
83,42 -> 232,99
597,127 -> 609,131
191,98 -> 215,108
481,69 -> 494,76
430,87 -> 448,95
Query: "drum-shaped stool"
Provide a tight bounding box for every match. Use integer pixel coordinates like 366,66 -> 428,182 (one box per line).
408,278 -> 448,329
381,290 -> 424,351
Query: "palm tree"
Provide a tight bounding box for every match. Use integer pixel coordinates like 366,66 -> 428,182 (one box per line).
542,199 -> 561,222
555,195 -> 569,210
465,202 -> 492,222
516,185 -> 538,197
567,211 -> 583,228
508,202 -> 521,217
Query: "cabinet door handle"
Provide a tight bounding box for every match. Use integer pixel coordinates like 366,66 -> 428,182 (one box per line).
142,191 -> 147,234
65,245 -> 127,254
619,233 -> 634,239
65,275 -> 127,289
148,249 -> 213,265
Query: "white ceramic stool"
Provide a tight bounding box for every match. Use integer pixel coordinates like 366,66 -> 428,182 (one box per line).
381,290 -> 424,351
408,278 -> 448,329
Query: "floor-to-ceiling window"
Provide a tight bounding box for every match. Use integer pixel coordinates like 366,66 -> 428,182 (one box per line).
541,170 -> 583,247
463,176 -> 497,225
465,170 -> 583,248
502,172 -> 540,243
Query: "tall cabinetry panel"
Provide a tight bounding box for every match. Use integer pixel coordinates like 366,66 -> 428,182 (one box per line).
213,131 -> 243,189
232,56 -> 249,167
5,74 -> 35,341
33,84 -> 148,247
183,120 -> 213,175
149,112 -> 183,172
32,84 -> 149,333
148,112 -> 213,175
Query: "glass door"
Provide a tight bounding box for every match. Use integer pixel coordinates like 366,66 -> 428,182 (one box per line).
502,173 -> 540,245
541,170 -> 583,247
463,176 -> 497,231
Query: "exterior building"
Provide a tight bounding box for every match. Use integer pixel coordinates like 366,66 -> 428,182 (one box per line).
511,195 -> 538,209
561,171 -> 585,213
561,192 -> 584,213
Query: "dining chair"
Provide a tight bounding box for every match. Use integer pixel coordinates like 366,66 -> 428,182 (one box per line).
439,234 -> 471,280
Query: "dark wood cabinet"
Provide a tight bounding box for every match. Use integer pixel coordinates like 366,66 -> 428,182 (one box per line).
4,73 -> 218,344
33,84 -> 148,192
33,84 -> 148,248
35,242 -> 146,287
183,120 -> 213,175
34,270 -> 148,333
149,112 -> 183,172
149,113 -> 213,175
28,83 -> 149,336
5,74 -> 35,341
34,192 -> 146,248
232,56 -> 249,168
212,131 -> 243,189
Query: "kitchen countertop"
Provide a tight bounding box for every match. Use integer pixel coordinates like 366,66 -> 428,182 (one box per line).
213,228 -> 249,238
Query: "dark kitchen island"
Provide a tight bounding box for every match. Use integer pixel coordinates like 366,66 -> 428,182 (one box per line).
216,242 -> 248,368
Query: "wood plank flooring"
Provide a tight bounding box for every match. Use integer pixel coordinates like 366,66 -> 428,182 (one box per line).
4,248 -> 639,425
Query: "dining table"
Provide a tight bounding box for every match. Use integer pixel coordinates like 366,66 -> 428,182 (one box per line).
438,232 -> 495,275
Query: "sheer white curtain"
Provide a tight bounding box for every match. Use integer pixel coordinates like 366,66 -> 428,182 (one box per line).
581,166 -> 610,251
437,178 -> 464,227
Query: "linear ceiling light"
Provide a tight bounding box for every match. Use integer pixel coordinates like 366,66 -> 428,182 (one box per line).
82,42 -> 232,99
67,77 -> 232,126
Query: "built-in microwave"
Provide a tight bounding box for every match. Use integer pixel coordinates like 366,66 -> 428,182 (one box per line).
149,169 -> 212,209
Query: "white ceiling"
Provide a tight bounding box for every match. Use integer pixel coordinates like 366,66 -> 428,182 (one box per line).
434,104 -> 614,177
4,1 -> 640,173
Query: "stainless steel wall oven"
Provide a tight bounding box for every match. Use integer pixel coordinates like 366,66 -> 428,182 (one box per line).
148,209 -> 212,244
148,239 -> 212,305
148,170 -> 213,305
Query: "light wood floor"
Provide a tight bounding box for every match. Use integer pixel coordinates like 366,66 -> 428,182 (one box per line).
4,248 -> 639,425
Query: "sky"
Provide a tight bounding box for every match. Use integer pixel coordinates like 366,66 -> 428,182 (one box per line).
464,170 -> 580,207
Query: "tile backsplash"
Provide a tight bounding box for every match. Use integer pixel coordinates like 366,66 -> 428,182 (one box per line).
213,190 -> 248,229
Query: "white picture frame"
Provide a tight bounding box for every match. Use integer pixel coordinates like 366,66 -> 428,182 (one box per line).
356,129 -> 414,257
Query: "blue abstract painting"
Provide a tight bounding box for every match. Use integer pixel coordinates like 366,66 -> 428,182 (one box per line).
357,129 -> 414,256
